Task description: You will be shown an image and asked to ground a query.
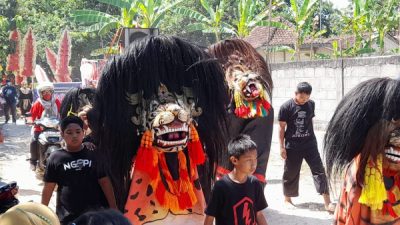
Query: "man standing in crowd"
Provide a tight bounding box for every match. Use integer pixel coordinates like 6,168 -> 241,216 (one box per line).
1,80 -> 18,124
278,82 -> 334,212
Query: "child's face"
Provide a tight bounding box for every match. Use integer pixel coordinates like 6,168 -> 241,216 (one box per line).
231,149 -> 257,176
61,123 -> 84,148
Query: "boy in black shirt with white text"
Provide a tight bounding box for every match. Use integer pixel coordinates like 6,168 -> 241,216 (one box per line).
41,116 -> 117,225
204,134 -> 268,225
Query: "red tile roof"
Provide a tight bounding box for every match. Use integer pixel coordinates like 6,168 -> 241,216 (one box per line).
244,24 -> 377,50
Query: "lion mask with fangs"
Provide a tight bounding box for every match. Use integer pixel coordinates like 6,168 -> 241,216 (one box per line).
208,39 -> 274,184
91,36 -> 228,225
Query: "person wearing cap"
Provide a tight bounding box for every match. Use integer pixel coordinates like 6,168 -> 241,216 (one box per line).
278,82 -> 334,212
1,80 -> 18,123
0,202 -> 60,225
29,82 -> 61,171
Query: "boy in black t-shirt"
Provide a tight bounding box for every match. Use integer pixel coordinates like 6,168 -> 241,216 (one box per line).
41,116 -> 117,225
278,82 -> 334,212
204,134 -> 268,225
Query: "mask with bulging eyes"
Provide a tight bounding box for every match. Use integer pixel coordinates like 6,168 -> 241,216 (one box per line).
231,70 -> 266,101
151,103 -> 191,152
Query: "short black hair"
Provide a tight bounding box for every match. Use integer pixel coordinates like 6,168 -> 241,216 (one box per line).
228,134 -> 257,159
60,116 -> 84,132
71,209 -> 132,225
296,82 -> 312,94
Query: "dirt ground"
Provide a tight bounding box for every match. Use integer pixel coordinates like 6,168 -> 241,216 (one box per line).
0,121 -> 339,224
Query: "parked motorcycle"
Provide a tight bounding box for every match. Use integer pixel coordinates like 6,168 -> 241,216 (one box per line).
0,181 -> 19,213
35,117 -> 62,171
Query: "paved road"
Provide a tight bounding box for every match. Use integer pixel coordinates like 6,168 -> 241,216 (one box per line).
0,122 -> 337,224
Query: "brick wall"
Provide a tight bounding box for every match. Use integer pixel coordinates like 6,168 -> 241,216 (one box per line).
270,55 -> 400,130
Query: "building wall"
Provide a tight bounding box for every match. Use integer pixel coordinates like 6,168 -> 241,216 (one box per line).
261,48 -> 332,63
270,55 -> 400,129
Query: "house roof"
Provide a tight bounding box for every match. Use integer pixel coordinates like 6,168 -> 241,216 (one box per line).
243,18 -> 298,48
243,18 -> 331,49
244,23 -> 399,50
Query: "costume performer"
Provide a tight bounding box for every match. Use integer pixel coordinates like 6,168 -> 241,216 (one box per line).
60,87 -> 96,144
324,78 -> 400,225
60,87 -> 95,119
208,39 -> 274,184
90,36 -> 228,225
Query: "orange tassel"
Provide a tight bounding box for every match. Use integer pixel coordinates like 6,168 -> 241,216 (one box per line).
188,124 -> 205,165
178,151 -> 190,180
134,130 -> 158,179
155,149 -> 198,211
155,180 -> 167,205
135,128 -> 199,211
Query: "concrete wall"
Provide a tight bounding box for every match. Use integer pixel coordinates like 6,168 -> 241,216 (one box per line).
270,55 -> 400,129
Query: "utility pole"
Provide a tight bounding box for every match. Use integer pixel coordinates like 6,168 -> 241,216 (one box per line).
319,0 -> 323,31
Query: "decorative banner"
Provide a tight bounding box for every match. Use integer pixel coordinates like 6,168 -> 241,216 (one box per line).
80,58 -> 107,88
34,64 -> 51,84
20,27 -> 36,78
45,48 -> 57,75
6,29 -> 21,72
54,29 -> 72,82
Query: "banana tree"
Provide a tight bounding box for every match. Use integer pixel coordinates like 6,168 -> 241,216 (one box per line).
308,29 -> 326,59
174,0 -> 234,41
71,0 -> 182,55
285,0 -> 318,60
71,0 -> 139,36
340,0 -> 376,57
371,0 -> 400,54
137,0 -> 183,28
234,0 -> 287,37
308,16 -> 326,59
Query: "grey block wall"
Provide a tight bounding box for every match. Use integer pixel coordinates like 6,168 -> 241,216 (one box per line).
270,55 -> 400,129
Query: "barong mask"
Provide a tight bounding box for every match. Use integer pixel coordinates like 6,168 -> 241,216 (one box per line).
90,36 -> 229,213
126,84 -> 202,152
208,40 -> 273,119
229,67 -> 269,101
324,78 -> 400,216
384,127 -> 400,169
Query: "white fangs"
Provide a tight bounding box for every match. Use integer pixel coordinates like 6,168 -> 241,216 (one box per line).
156,123 -> 189,136
244,82 -> 256,93
156,136 -> 188,147
385,147 -> 400,162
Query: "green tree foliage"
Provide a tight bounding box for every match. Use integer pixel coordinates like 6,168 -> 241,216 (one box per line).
71,0 -> 182,35
0,0 -> 17,72
340,0 -> 399,56
174,0 -> 235,41
314,1 -> 343,37
13,0 -> 107,81
370,0 -> 399,54
0,15 -> 9,71
281,0 -> 319,60
233,0 -> 286,37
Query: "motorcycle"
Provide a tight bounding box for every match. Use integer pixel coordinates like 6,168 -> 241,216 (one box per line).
0,181 -> 19,213
35,117 -> 62,171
